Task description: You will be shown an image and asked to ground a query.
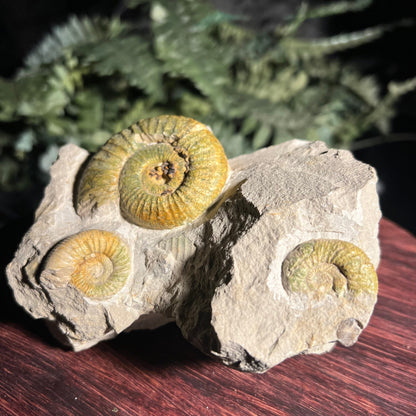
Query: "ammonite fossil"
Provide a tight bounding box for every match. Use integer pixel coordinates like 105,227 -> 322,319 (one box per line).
41,229 -> 131,300
76,115 -> 229,229
282,239 -> 378,298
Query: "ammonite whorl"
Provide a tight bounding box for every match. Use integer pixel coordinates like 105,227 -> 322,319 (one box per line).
76,115 -> 229,229
282,239 -> 378,298
42,230 -> 130,300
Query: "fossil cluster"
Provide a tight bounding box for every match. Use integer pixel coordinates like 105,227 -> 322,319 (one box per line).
6,116 -> 381,372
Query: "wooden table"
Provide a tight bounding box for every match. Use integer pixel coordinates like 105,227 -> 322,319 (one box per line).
1,218 -> 415,416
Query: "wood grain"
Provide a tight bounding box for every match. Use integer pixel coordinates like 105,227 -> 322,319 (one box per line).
1,218 -> 415,416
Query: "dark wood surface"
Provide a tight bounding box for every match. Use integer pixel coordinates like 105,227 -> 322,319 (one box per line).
1,218 -> 415,416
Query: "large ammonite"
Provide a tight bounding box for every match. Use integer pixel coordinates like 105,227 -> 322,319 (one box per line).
282,239 -> 378,298
76,115 -> 229,229
42,230 -> 131,300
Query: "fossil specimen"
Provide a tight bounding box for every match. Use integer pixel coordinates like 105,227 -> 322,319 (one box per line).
282,239 -> 378,298
76,115 -> 229,229
7,140 -> 381,370
41,229 -> 131,300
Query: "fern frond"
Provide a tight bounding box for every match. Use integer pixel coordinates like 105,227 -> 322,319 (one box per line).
68,89 -> 104,133
0,0 -> 412,191
23,15 -> 127,71
151,0 -> 233,98
309,78 -> 416,146
340,71 -> 380,108
216,21 -> 253,44
275,0 -> 373,37
281,21 -> 412,61
368,77 -> 416,132
10,53 -> 83,122
81,35 -> 164,101
207,118 -> 251,158
112,98 -> 166,132
195,10 -> 245,31
177,92 -> 214,120
14,73 -> 69,118
387,77 -> 416,98
235,64 -> 309,104
300,0 -> 373,20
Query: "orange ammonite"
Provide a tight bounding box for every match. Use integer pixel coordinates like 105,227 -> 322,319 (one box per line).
76,115 -> 229,229
41,229 -> 131,300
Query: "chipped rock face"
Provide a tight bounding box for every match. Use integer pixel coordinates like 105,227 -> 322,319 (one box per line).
6,139 -> 381,372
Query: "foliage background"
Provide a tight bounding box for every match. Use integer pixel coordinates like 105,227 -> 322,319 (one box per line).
0,0 -> 415,238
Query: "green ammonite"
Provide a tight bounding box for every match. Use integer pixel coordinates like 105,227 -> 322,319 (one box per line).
76,115 -> 229,229
42,230 -> 131,300
282,239 -> 378,298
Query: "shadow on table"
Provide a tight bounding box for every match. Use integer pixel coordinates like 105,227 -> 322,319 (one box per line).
106,323 -> 211,370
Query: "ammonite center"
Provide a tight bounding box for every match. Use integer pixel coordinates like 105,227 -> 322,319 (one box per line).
122,143 -> 189,197
74,253 -> 114,286
304,262 -> 348,297
147,162 -> 177,185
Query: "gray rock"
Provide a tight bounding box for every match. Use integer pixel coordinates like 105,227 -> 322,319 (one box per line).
6,140 -> 381,371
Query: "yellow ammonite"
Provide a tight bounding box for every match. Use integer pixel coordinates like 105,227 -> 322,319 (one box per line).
282,239 -> 378,298
42,230 -> 131,300
76,115 -> 229,229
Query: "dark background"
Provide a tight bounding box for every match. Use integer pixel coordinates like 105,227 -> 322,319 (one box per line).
0,0 -> 415,254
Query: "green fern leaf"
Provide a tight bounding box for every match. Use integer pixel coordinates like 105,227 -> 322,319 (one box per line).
275,0 -> 373,37
82,35 -> 164,102
15,73 -> 69,118
151,0 -> 233,98
23,16 -> 127,71
177,92 -> 214,120
252,123 -> 272,149
240,117 -> 259,136
112,99 -> 166,132
235,65 -> 309,104
69,89 -> 104,133
304,0 -> 373,19
281,21 -> 411,62
216,20 -> 253,44
207,119 -> 251,158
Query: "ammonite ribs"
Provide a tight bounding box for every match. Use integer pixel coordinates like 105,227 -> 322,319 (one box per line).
282,239 -> 378,299
41,230 -> 131,300
76,115 -> 229,229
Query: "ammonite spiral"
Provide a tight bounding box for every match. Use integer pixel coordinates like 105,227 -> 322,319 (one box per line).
282,239 -> 378,298
42,230 -> 130,300
76,115 -> 229,229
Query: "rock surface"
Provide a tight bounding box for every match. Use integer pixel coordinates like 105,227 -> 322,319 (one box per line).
6,140 -> 381,372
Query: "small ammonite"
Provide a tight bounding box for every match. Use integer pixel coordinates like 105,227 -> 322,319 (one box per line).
76,115 -> 229,229
42,229 -> 131,300
282,239 -> 378,298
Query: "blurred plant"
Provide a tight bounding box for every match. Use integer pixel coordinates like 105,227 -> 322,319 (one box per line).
0,0 -> 415,190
